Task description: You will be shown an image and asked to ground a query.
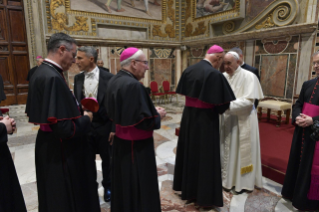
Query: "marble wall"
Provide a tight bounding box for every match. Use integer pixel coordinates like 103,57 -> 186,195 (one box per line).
255,36 -> 299,100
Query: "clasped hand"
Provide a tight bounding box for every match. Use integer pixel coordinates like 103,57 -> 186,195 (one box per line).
296,113 -> 313,128
0,116 -> 16,134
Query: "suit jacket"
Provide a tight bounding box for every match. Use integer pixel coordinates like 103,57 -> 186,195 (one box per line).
74,67 -> 114,137
241,63 -> 260,108
99,66 -> 110,73
241,63 -> 260,81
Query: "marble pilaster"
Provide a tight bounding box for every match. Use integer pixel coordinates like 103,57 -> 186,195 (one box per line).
175,48 -> 181,89
296,31 -> 316,94
244,40 -> 255,67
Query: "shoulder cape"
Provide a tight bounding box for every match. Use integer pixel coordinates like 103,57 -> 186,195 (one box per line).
25,62 -> 81,124
106,71 -> 158,126
176,60 -> 236,104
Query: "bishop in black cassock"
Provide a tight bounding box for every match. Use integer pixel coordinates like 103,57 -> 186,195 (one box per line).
282,52 -> 319,211
173,45 -> 235,207
106,47 -> 166,212
26,33 -> 100,212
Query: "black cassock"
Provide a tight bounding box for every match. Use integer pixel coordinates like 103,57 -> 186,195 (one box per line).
106,70 -> 161,212
25,61 -> 100,212
282,78 -> 319,211
173,60 -> 235,207
0,74 -> 6,103
0,123 -> 27,211
26,66 -> 38,81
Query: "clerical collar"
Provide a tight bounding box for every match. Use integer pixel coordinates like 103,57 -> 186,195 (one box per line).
120,69 -> 136,79
242,62 -> 245,66
44,59 -> 63,71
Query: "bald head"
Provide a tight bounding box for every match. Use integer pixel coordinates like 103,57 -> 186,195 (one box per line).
205,52 -> 224,69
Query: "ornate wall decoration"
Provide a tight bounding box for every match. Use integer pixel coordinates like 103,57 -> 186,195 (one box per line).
222,0 -> 299,35
49,0 -> 89,32
152,0 -> 176,38
154,49 -> 173,58
184,21 -> 207,37
262,36 -> 291,54
222,21 -> 236,34
190,48 -> 204,57
255,13 -> 275,30
153,25 -> 169,37
191,22 -> 207,36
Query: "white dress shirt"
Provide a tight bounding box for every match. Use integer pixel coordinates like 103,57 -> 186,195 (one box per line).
84,66 -> 99,99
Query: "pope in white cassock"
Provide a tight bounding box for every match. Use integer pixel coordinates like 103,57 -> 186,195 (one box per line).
220,51 -> 264,192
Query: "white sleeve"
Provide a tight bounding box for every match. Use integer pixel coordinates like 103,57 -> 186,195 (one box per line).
228,98 -> 254,116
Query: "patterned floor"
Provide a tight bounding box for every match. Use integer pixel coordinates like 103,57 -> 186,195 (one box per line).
5,102 -> 306,211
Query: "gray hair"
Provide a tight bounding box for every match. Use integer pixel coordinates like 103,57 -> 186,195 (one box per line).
230,47 -> 243,56
226,51 -> 239,60
47,33 -> 77,54
120,50 -> 144,67
313,51 -> 319,57
97,58 -> 103,62
77,46 -> 98,63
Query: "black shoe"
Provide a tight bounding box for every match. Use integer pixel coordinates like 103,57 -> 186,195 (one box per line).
104,189 -> 111,202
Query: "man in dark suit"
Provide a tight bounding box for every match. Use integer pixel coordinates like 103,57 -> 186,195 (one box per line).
74,46 -> 114,202
97,58 -> 110,72
230,47 -> 260,107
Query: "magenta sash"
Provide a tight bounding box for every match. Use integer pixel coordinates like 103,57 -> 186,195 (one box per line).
40,125 -> 52,132
302,103 -> 319,200
185,97 -> 214,109
116,125 -> 153,140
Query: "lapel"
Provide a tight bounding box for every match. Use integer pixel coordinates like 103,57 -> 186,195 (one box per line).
76,72 -> 85,102
97,68 -> 105,104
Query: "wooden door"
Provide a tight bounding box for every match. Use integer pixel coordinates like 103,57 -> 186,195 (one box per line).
0,0 -> 30,105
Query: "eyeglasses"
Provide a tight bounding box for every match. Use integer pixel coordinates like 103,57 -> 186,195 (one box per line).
313,61 -> 319,66
135,60 -> 149,65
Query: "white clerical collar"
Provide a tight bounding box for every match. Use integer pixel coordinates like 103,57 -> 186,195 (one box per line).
242,61 -> 245,66
204,58 -> 212,66
84,65 -> 99,76
45,59 -> 63,70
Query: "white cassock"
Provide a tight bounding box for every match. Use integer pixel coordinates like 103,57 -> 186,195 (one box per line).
220,66 -> 264,192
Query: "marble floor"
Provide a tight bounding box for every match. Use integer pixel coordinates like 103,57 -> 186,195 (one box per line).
4,101 -> 307,211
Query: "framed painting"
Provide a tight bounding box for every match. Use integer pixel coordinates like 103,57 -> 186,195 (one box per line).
192,0 -> 245,24
67,0 -> 165,22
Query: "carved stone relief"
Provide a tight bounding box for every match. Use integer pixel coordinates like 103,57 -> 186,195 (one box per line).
262,36 -> 291,54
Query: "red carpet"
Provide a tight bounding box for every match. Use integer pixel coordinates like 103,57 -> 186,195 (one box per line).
259,115 -> 295,185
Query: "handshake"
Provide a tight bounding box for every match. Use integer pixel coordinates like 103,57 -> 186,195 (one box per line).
0,116 -> 16,134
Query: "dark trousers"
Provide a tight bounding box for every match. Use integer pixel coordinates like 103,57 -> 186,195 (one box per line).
87,129 -> 112,190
